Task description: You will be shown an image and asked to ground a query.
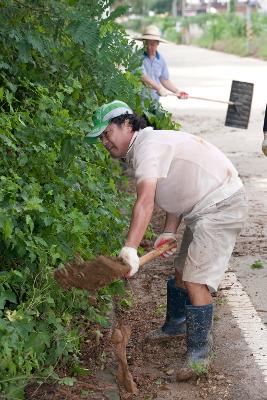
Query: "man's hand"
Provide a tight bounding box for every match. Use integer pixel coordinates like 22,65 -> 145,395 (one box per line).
157,87 -> 169,97
176,91 -> 189,99
154,232 -> 177,258
119,247 -> 140,277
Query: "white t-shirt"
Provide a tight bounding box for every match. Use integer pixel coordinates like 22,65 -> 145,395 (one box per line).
126,127 -> 243,216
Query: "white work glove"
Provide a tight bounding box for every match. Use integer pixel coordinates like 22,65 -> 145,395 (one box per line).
119,246 -> 140,277
154,232 -> 177,258
262,132 -> 267,156
157,87 -> 169,97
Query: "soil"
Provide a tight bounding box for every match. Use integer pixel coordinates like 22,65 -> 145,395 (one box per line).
54,255 -> 131,292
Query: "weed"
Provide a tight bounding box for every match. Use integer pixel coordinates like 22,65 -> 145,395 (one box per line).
215,296 -> 227,305
58,377 -> 77,386
144,224 -> 155,240
190,361 -> 208,376
120,297 -> 133,310
70,364 -> 92,377
119,288 -> 134,310
154,303 -> 166,317
250,260 -> 264,269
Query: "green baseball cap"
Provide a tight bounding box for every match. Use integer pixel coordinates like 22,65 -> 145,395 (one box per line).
85,100 -> 133,143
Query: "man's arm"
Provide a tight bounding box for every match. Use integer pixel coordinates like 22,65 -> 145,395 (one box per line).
125,178 -> 157,249
141,74 -> 167,96
160,78 -> 188,99
141,74 -> 162,92
141,74 -> 170,97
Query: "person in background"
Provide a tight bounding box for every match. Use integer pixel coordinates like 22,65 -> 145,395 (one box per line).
135,25 -> 189,102
85,100 -> 248,381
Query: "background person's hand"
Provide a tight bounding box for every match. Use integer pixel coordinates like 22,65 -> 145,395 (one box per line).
154,232 -> 177,258
157,86 -> 169,97
176,91 -> 189,99
119,246 -> 140,277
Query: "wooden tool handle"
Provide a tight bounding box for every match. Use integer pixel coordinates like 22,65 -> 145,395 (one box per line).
188,95 -> 234,106
139,240 -> 176,267
168,93 -> 234,106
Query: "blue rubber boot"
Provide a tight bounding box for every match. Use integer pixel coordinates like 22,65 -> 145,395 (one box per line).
176,303 -> 213,381
146,277 -> 190,340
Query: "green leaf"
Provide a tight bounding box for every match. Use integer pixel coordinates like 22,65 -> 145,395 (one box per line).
70,364 -> 92,377
59,376 -> 77,386
108,178 -> 116,193
25,331 -> 51,353
0,87 -> 4,101
0,217 -> 14,240
26,215 -> 34,233
24,197 -> 45,212
0,290 -> 17,309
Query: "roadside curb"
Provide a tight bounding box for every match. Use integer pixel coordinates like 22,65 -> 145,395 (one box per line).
94,369 -> 120,400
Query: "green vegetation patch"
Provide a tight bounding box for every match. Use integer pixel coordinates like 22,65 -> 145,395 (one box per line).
250,260 -> 265,269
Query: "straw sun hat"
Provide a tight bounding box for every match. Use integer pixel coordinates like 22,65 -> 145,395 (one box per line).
135,25 -> 169,43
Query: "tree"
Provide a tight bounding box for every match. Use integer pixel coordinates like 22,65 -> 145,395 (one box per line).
129,0 -> 161,14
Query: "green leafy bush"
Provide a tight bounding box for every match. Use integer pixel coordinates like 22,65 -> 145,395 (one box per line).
0,1 -> 179,397
199,14 -> 246,43
164,27 -> 182,44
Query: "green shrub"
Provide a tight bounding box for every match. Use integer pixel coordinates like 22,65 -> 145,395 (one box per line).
252,12 -> 267,36
0,2 -> 179,397
212,37 -> 248,56
164,27 -> 182,44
